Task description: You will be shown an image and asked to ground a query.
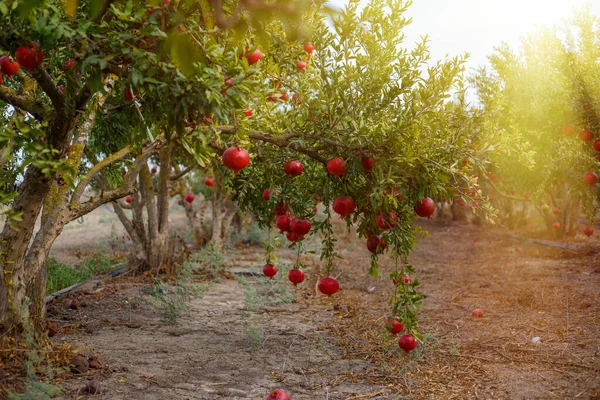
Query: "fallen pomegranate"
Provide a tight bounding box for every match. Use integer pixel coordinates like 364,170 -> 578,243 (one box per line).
472,308 -> 484,317
332,196 -> 355,217
326,157 -> 346,176
184,193 -> 195,203
376,211 -> 398,230
398,333 -> 417,353
296,61 -> 307,70
290,218 -> 311,235
583,171 -> 598,185
367,235 -> 386,254
318,276 -> 339,296
361,156 -> 374,172
48,323 -> 59,337
243,109 -> 253,117
304,42 -> 314,54
125,196 -> 132,204
222,146 -> 250,173
0,56 -> 20,77
266,389 -> 291,400
288,269 -> 305,285
414,197 -> 435,219
284,160 -> 303,177
69,300 -> 79,310
583,226 -> 594,237
263,264 -> 277,279
275,214 -> 291,233
246,49 -> 263,65
15,43 -> 43,69
386,319 -> 404,336
580,129 -> 594,142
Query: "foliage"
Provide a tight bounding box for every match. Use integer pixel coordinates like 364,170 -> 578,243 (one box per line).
46,253 -> 123,294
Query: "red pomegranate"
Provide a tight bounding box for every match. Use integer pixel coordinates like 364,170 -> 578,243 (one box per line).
204,177 -> 214,186
366,235 -> 386,254
386,319 -> 404,336
583,171 -> 598,185
376,211 -> 398,230
184,193 -> 195,203
266,389 -> 291,400
151,167 -> 157,174
580,129 -> 594,142
288,269 -> 305,285
286,231 -> 303,242
361,156 -> 374,172
124,87 -> 137,101
275,214 -> 291,233
280,92 -> 289,101
296,61 -> 307,71
15,43 -> 43,70
326,157 -> 346,176
414,197 -> 435,219
0,56 -> 20,77
393,274 -> 411,285
284,160 -> 303,177
472,309 -> 483,317
222,147 -> 250,173
304,42 -> 314,54
318,276 -> 339,296
64,59 -> 76,71
594,139 -> 600,152
583,226 -> 594,237
274,201 -> 288,215
125,196 -> 132,204
262,189 -> 271,201
290,218 -> 311,235
243,109 -> 253,117
263,264 -> 277,279
398,333 -> 417,354
246,49 -> 263,65
332,196 -> 355,217
552,208 -> 560,215
553,222 -> 560,229
562,124 -> 577,136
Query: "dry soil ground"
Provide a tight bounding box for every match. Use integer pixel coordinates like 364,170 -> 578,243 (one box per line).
41,208 -> 600,399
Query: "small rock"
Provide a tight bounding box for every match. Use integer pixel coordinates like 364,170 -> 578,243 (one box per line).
531,336 -> 541,344
85,378 -> 100,394
70,356 -> 89,374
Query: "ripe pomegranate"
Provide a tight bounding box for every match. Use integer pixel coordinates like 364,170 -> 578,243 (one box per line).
284,160 -> 303,177
263,264 -> 277,279
393,274 -> 411,285
15,43 -> 43,69
366,235 -> 386,254
286,231 -> 303,242
552,208 -> 560,215
65,59 -> 76,71
398,333 -> 417,353
318,276 -> 339,296
124,87 -> 136,101
225,78 -> 233,87
361,156 -> 374,172
274,201 -> 288,215
327,157 -> 346,176
184,193 -> 195,203
304,42 -> 314,54
553,222 -> 560,229
288,269 -> 305,285
0,56 -> 20,77
48,323 -> 59,337
376,211 -> 398,230
414,197 -> 435,219
472,309 -> 483,317
332,196 -> 355,217
583,226 -> 594,237
594,139 -> 600,152
150,167 -> 157,174
386,319 -> 404,336
583,171 -> 598,185
262,189 -> 271,201
296,61 -> 307,70
204,177 -> 214,186
290,218 -> 311,235
562,124 -> 577,136
275,214 -> 291,233
243,109 -> 253,117
523,193 -> 531,200
222,147 -> 250,173
125,196 -> 132,204
280,92 -> 289,101
580,129 -> 594,142
266,389 -> 291,400
69,300 -> 79,310
246,49 -> 263,65
516,247 -> 523,252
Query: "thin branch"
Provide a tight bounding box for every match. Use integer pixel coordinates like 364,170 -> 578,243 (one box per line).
170,164 -> 195,181
248,130 -> 327,164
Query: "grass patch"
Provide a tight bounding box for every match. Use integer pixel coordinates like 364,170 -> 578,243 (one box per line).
46,253 -> 124,294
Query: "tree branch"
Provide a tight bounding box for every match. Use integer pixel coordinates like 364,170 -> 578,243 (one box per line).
169,164 -> 195,181
0,86 -> 47,121
29,67 -> 65,112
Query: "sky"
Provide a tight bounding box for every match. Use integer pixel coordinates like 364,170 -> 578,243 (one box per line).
325,0 -> 600,73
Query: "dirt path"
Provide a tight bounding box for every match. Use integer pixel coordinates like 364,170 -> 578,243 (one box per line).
48,217 -> 600,399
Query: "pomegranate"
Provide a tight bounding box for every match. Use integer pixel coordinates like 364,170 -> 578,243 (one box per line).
204,177 -> 214,186
184,193 -> 195,203
266,389 -> 291,400
376,211 -> 398,230
562,124 -> 577,136
361,156 -> 374,172
15,43 -> 43,69
0,56 -> 20,77
472,309 -> 483,317
414,197 -> 435,219
288,269 -> 305,285
275,214 -> 291,233
583,171 -> 598,185
274,201 -> 288,215
393,274 -> 411,285
583,226 -> 594,237
222,147 -> 250,173
64,59 -> 76,71
553,222 -> 560,229
280,92 -> 289,101
151,167 -> 157,174
552,208 -> 560,215
304,42 -> 314,54
594,139 -> 600,152
284,160 -> 303,177
327,157 -> 346,176
386,319 -> 404,336
290,218 -> 311,235
263,264 -> 277,279
48,323 -> 59,337
243,109 -> 253,117
318,276 -> 339,296
246,49 -> 263,65
580,129 -> 594,142
262,189 -> 271,201
286,231 -> 303,242
296,61 -> 307,70
125,196 -> 132,204
225,78 -> 233,86
69,300 -> 79,310
366,235 -> 386,254
516,247 -> 523,252
398,333 -> 417,353
124,87 -> 136,101
332,196 -> 355,217
523,193 -> 531,200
